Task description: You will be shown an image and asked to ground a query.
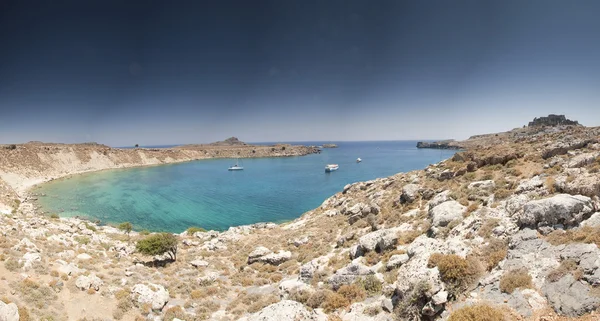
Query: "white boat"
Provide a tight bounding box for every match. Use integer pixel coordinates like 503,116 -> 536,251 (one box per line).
356,158 -> 362,163
325,164 -> 339,172
228,159 -> 244,171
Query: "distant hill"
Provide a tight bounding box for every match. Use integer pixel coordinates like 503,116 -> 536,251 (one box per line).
209,137 -> 247,146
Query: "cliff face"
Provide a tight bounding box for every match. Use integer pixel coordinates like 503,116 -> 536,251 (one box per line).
3,124 -> 600,321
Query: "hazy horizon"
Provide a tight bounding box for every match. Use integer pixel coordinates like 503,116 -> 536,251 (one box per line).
2,0 -> 600,146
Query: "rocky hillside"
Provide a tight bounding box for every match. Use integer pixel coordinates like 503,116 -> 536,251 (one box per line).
0,141 -> 319,213
2,122 -> 600,320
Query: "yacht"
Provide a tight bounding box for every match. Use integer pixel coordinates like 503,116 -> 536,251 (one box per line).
325,164 -> 339,172
228,159 -> 244,171
356,158 -> 362,163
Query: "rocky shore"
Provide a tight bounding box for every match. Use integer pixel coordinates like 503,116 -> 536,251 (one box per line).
2,117 -> 600,320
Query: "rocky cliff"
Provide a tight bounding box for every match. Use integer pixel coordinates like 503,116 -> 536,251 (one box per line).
2,123 -> 600,320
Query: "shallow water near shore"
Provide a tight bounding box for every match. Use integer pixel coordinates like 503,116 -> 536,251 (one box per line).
34,141 -> 456,232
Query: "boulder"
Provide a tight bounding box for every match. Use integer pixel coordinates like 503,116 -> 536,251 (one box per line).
239,300 -> 326,321
0,301 -> 19,321
190,259 -> 209,268
21,252 -> 41,270
400,184 -> 420,204
429,201 -> 466,227
581,212 -> 600,227
428,191 -> 451,209
248,246 -> 273,264
76,253 -> 92,260
567,152 -> 599,168
131,283 -> 170,311
515,194 -> 594,228
329,262 -> 374,290
56,260 -> 83,276
386,254 -> 409,270
12,237 -> 39,252
357,227 -> 403,253
260,251 -> 292,266
299,256 -> 329,282
542,274 -> 600,317
516,176 -> 545,194
278,279 -> 312,299
75,274 -> 103,291
468,180 -> 495,192
197,272 -> 220,285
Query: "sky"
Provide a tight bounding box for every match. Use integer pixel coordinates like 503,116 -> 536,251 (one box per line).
1,0 -> 600,146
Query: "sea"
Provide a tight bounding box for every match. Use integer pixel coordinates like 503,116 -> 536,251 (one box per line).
33,141 -> 456,233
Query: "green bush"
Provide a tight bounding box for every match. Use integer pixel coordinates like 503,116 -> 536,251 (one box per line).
136,233 -> 178,261
118,222 -> 133,235
186,226 -> 206,235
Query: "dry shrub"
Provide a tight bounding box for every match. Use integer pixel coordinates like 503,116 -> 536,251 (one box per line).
306,290 -> 330,309
356,275 -> 383,296
545,226 -> 600,247
547,259 -> 582,282
364,251 -> 380,266
494,188 -> 512,200
427,254 -> 481,296
480,238 -> 508,271
4,259 -> 22,272
397,230 -> 423,245
163,306 -> 187,321
18,306 -> 30,321
466,203 -> 479,215
394,280 -> 430,320
288,288 -> 311,304
327,315 -> 343,321
545,177 -> 556,193
337,284 -> 366,303
478,219 -> 500,238
322,292 -> 349,312
364,305 -> 381,316
448,304 -> 505,321
499,268 -> 532,294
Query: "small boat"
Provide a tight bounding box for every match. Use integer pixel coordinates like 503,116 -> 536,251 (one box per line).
325,164 -> 339,172
228,159 -> 244,171
356,158 -> 362,163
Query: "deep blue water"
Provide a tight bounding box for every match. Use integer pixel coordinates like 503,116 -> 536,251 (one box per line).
34,141 -> 456,233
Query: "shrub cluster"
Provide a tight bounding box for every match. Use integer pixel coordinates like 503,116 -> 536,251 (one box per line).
499,268 -> 532,294
428,253 -> 481,296
448,304 -> 505,321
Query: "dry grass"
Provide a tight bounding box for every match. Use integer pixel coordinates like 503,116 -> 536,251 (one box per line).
499,268 -> 533,294
479,238 -> 508,271
545,226 -> 600,248
448,304 -> 505,321
478,218 -> 500,239
545,177 -> 556,193
547,259 -> 582,282
356,275 -> 383,296
337,284 -> 366,303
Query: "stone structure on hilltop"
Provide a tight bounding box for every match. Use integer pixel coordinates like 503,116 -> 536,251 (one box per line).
528,114 -> 580,127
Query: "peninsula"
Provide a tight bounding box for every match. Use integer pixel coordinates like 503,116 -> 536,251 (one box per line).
1,116 -> 600,321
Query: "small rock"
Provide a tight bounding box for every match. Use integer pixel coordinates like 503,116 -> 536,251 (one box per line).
381,298 -> 394,313
76,253 -> 92,260
190,259 -> 209,268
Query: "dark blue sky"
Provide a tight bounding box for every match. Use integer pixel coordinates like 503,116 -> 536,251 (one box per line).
1,0 -> 600,145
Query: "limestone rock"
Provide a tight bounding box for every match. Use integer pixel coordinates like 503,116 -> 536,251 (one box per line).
329,262 -> 374,290
239,300 -> 326,321
300,256 -> 329,282
75,274 -> 103,291
386,254 -> 409,270
542,274 -> 600,317
247,246 -> 273,264
400,184 -> 420,204
468,180 -> 495,192
190,259 -> 209,268
429,200 -> 465,227
516,176 -> 545,194
357,227 -> 404,254
21,252 -> 41,270
260,251 -> 292,266
76,253 -> 92,260
12,237 -> 39,252
56,260 -> 83,276
581,212 -> 600,227
0,301 -> 19,321
515,194 -> 594,228
131,283 -> 170,311
278,279 -> 312,299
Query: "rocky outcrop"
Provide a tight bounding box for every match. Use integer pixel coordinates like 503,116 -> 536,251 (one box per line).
416,141 -> 462,150
329,261 -> 376,290
514,194 -> 595,228
0,301 -> 19,321
131,283 -> 170,311
542,274 -> 600,317
247,247 -> 292,265
528,115 -> 579,127
239,300 -> 326,321
75,274 -> 103,291
429,200 -> 466,227
542,139 -> 595,159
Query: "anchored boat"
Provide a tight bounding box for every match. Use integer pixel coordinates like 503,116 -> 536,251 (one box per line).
325,164 -> 339,172
228,158 -> 244,171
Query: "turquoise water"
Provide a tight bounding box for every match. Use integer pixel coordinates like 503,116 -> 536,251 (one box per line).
34,141 -> 456,232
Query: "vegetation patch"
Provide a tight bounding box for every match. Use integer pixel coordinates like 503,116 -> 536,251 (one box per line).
545,226 -> 600,248
499,268 -> 532,294
448,304 -> 505,321
394,280 -> 431,320
547,259 -> 582,282
428,253 -> 481,296
479,238 -> 508,271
